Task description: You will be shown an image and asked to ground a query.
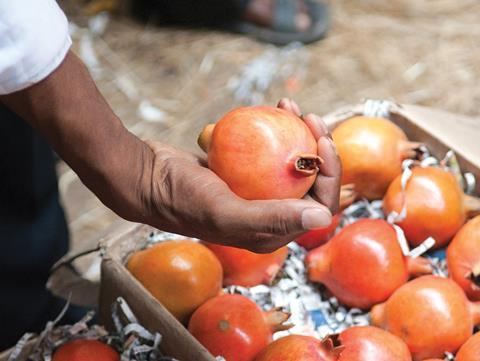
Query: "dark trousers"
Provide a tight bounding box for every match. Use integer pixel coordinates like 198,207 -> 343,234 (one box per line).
0,104 -> 70,349
131,0 -> 245,25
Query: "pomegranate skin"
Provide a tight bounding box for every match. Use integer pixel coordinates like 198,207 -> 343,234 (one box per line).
204,243 -> 288,287
306,219 -> 432,309
52,340 -> 119,361
371,276 -> 480,361
332,116 -> 417,200
456,332 -> 480,361
127,240 -> 223,323
383,167 -> 466,249
188,294 -> 289,361
447,215 -> 480,301
208,106 -> 319,200
338,326 -> 412,361
254,335 -> 341,361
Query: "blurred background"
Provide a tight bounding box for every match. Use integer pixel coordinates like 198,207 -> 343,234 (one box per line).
58,0 -> 480,249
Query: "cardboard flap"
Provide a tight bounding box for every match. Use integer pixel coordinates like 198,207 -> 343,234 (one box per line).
47,220 -> 138,307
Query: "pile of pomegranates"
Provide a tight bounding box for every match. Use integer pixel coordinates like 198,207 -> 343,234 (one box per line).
123,104 -> 480,361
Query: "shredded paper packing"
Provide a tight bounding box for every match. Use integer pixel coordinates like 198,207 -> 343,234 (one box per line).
8,297 -> 179,361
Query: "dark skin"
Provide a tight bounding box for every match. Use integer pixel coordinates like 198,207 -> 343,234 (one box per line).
1,51 -> 341,253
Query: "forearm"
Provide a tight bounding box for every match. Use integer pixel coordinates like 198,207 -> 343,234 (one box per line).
0,51 -> 153,222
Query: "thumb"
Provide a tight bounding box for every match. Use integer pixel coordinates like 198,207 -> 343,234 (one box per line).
228,198 -> 333,237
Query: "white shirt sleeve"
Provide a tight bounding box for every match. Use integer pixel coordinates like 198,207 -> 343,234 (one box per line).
0,0 -> 72,95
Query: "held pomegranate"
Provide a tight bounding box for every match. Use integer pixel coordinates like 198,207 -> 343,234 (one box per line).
447,215 -> 480,301
371,275 -> 480,360
383,166 -> 480,249
296,184 -> 357,250
198,106 -> 321,200
127,240 -> 222,323
188,294 -> 291,361
338,326 -> 412,361
52,339 -> 119,361
203,243 -> 288,287
455,332 -> 480,361
306,219 -> 432,309
332,116 -> 419,200
254,335 -> 343,361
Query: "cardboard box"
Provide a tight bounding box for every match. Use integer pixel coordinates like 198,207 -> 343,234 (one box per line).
96,101 -> 480,360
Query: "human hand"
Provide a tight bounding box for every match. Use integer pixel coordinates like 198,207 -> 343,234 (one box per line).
141,99 -> 341,253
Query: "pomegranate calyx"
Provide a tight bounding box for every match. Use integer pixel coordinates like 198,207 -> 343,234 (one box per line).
406,256 -> 433,277
339,184 -> 357,210
321,334 -> 345,358
264,307 -> 293,332
370,302 -> 386,327
467,264 -> 480,289
464,194 -> 480,218
295,153 -> 323,176
198,123 -> 215,153
399,140 -> 423,160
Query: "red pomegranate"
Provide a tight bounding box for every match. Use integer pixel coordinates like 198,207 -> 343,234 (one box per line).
338,326 -> 412,361
371,275 -> 480,360
199,106 -> 321,200
455,332 -> 480,361
52,339 -> 119,361
296,184 -> 356,250
447,215 -> 480,301
306,218 -> 432,309
204,243 -> 288,287
254,335 -> 343,361
383,166 -> 480,249
188,294 -> 291,361
332,116 -> 419,200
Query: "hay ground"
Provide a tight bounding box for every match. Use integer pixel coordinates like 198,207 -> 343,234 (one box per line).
57,0 -> 480,247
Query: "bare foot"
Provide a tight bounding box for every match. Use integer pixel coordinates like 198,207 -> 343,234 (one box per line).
244,0 -> 312,31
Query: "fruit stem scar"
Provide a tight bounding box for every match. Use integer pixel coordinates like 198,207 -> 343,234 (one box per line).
218,319 -> 230,331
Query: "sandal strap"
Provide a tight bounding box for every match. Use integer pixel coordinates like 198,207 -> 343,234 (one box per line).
273,0 -> 298,32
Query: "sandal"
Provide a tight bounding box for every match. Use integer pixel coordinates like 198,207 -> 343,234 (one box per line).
229,0 -> 329,45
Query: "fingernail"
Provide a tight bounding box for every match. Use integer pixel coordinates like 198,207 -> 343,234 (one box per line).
302,208 -> 332,230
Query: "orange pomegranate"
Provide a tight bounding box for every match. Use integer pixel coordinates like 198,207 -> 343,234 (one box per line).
338,326 -> 412,361
204,243 -> 288,287
455,332 -> 480,361
447,215 -> 480,301
371,275 -> 480,360
199,106 -> 321,200
127,240 -> 223,323
383,166 -> 480,249
254,335 -> 343,361
296,184 -> 356,250
53,339 -> 119,361
332,116 -> 419,200
307,219 -> 432,309
189,294 -> 291,361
